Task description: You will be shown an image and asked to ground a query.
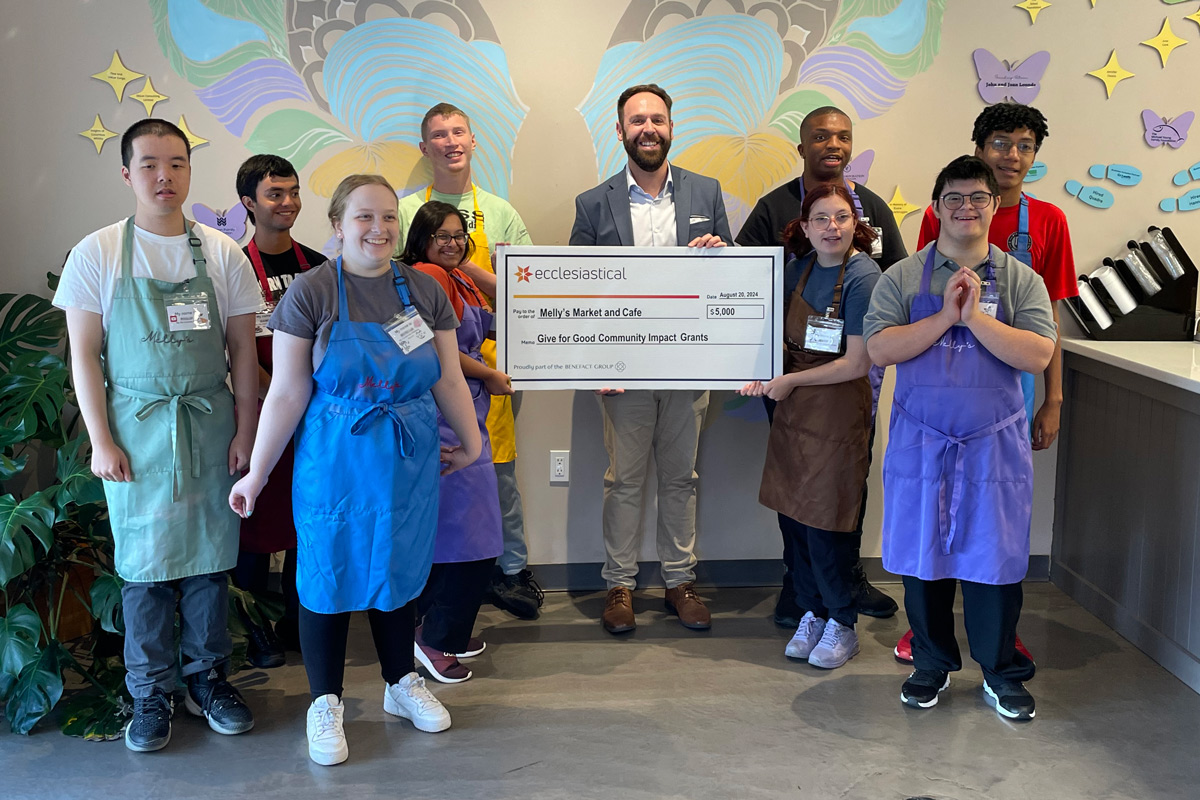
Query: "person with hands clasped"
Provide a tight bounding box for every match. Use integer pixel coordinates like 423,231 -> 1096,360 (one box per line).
403,201 -> 510,683
863,156 -> 1056,722
229,175 -> 481,766
740,184 -> 881,670
54,119 -> 261,753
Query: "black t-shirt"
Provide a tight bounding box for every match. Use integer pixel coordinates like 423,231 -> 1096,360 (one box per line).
242,240 -> 328,305
735,178 -> 908,270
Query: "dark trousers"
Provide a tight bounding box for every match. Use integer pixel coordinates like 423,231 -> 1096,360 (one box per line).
232,548 -> 299,625
785,520 -> 859,627
902,576 -> 1035,685
418,557 -> 496,653
299,602 -> 416,700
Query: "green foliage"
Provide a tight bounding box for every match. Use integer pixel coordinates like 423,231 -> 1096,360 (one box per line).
0,352 -> 69,444
53,435 -> 106,519
58,658 -> 128,741
0,604 -> 43,703
5,642 -> 66,735
0,293 -> 65,372
89,574 -> 124,635
0,493 -> 56,586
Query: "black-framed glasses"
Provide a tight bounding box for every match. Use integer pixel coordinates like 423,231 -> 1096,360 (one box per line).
808,212 -> 855,229
988,138 -> 1036,155
938,191 -> 996,210
433,232 -> 468,246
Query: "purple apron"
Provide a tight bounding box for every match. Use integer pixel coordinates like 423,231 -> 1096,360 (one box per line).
881,245 -> 1032,585
432,272 -> 503,563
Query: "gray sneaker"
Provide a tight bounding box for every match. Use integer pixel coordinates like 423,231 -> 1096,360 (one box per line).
784,612 -> 826,660
807,619 -> 860,669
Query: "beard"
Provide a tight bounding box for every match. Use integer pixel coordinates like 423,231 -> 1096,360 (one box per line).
624,132 -> 671,172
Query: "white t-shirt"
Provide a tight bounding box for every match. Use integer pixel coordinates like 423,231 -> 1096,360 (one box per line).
53,220 -> 262,331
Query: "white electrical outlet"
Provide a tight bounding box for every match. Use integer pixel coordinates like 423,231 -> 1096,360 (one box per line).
550,450 -> 569,483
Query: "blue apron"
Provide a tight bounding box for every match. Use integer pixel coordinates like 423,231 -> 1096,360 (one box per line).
1006,194 -> 1038,422
433,271 -> 503,563
881,245 -> 1033,585
292,259 -> 442,613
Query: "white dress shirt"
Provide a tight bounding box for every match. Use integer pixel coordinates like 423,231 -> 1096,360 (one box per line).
627,165 -> 678,248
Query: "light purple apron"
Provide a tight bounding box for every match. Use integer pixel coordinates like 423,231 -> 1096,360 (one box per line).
432,273 -> 503,563
881,245 -> 1032,585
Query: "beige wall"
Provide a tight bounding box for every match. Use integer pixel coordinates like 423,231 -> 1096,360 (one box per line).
3,1 -> 1197,564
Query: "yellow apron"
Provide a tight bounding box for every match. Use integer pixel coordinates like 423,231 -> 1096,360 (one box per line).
426,184 -> 517,462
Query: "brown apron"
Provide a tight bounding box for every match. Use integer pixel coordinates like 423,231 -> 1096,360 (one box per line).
758,256 -> 872,532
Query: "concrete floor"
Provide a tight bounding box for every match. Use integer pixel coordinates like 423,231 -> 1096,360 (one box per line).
4,583 -> 1199,800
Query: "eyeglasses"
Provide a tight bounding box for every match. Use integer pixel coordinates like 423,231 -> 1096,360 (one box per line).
988,138 -> 1037,155
807,212 -> 855,229
938,191 -> 996,210
433,232 -> 468,246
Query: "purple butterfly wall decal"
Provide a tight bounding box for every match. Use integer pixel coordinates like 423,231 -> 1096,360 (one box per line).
192,202 -> 249,240
843,150 -> 874,186
972,49 -> 1050,105
1142,110 -> 1194,149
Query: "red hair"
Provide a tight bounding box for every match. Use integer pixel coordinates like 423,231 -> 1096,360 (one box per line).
781,183 -> 878,262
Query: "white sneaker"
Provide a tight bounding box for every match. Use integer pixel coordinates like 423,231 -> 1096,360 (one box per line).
785,612 -> 827,660
807,619 -> 860,669
306,694 -> 348,766
383,672 -> 451,733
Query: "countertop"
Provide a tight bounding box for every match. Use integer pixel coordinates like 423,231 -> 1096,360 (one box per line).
1061,338 -> 1200,393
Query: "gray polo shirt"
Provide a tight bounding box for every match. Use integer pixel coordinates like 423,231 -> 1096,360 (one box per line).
863,243 -> 1056,343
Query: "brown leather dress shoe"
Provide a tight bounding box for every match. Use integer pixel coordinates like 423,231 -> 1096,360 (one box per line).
664,582 -> 711,630
602,586 -> 635,634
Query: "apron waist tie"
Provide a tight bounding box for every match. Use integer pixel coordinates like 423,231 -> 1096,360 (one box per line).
894,401 -> 1026,555
110,382 -> 224,501
350,402 -> 416,457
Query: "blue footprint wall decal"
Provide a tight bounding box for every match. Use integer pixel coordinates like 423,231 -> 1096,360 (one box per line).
1065,180 -> 1114,209
1088,164 -> 1142,186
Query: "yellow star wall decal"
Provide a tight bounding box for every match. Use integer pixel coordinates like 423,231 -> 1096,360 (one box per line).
1016,0 -> 1051,24
129,77 -> 169,116
91,51 -> 144,102
176,115 -> 209,150
79,114 -> 118,155
1141,18 -> 1188,67
1086,50 -> 1134,98
888,186 -> 922,229
1187,8 -> 1200,33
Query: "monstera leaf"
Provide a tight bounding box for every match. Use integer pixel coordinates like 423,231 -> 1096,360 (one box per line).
0,293 -> 65,373
58,661 -> 128,741
0,352 -> 68,437
89,574 -> 124,635
0,604 -> 42,704
0,492 -> 56,587
53,434 -> 106,519
5,641 -> 66,735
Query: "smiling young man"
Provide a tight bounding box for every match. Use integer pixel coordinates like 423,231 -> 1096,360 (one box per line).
864,155 -> 1056,721
737,106 -> 906,626
54,119 -> 262,751
397,103 -> 543,622
569,83 -> 731,634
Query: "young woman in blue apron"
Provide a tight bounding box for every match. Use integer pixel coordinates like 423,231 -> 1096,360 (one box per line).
402,201 -> 508,683
740,184 -> 881,670
865,157 -> 1055,721
229,175 -> 481,766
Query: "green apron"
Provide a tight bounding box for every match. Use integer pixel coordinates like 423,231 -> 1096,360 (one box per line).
103,218 -> 239,582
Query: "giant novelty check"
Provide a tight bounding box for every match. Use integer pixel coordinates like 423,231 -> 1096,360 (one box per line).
495,246 -> 784,390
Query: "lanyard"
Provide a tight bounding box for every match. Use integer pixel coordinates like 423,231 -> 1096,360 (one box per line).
247,238 -> 311,298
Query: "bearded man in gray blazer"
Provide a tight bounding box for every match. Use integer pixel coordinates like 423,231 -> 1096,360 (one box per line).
569,83 -> 732,636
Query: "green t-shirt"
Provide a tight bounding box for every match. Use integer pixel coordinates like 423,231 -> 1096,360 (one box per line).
398,184 -> 532,256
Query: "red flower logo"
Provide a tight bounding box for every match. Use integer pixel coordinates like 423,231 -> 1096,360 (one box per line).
514,266 -> 531,283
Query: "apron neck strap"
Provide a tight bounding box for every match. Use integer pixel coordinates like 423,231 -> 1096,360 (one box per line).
923,244 -> 996,291
334,257 -> 414,322
122,217 -> 208,281
796,251 -> 849,315
247,239 -> 311,296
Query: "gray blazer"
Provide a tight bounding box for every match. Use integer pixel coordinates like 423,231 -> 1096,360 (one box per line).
569,165 -> 733,246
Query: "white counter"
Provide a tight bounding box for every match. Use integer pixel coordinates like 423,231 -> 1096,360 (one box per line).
1060,338 -> 1200,394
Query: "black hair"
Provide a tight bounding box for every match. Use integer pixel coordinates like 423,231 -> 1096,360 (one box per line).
932,155 -> 1001,203
617,84 -> 673,122
236,154 -> 299,225
799,105 -> 851,138
120,119 -> 190,168
400,201 -> 476,267
971,102 -> 1049,151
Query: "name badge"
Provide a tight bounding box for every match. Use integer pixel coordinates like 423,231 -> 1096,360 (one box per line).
385,307 -> 434,354
255,302 -> 274,337
164,290 -> 212,331
870,227 -> 884,257
803,307 -> 845,355
980,280 -> 1000,319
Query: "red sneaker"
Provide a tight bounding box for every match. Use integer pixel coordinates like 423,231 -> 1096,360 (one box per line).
455,637 -> 485,659
414,636 -> 472,684
895,629 -> 1035,664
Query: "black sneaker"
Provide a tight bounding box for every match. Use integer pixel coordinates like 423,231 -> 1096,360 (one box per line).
983,680 -> 1036,721
246,623 -> 285,669
901,669 -> 950,709
516,569 -> 545,609
853,562 -> 898,618
125,691 -> 173,752
773,589 -> 804,628
185,668 -> 255,735
486,566 -> 540,619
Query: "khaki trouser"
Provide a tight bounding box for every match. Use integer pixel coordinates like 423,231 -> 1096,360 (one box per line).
598,390 -> 709,589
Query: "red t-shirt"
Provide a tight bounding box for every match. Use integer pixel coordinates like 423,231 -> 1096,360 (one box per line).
916,196 -> 1078,302
410,262 -> 488,321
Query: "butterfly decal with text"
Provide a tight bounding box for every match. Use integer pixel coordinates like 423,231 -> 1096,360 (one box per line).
843,150 -> 875,186
191,203 -> 249,240
972,49 -> 1050,105
1142,110 -> 1193,149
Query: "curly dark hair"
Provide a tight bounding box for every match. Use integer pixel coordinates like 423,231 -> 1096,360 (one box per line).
971,103 -> 1049,151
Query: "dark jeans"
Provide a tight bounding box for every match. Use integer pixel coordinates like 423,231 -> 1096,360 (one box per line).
232,548 -> 299,625
902,576 -> 1035,685
418,557 -> 496,653
299,602 -> 416,700
122,573 -> 231,698
785,520 -> 859,627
